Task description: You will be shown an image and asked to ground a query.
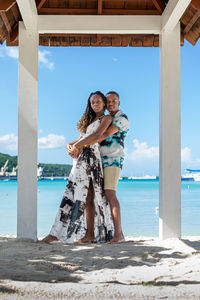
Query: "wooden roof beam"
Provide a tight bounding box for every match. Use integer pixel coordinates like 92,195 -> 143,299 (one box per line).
12,3 -> 21,22
191,0 -> 200,10
38,15 -> 161,34
0,11 -> 12,32
184,10 -> 200,33
37,0 -> 47,11
8,23 -> 18,42
152,0 -> 165,14
16,0 -> 38,29
0,0 -> 15,11
98,0 -> 102,15
162,0 -> 192,33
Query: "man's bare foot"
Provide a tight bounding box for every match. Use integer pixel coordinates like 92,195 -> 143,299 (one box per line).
76,235 -> 94,244
108,235 -> 125,244
41,235 -> 58,243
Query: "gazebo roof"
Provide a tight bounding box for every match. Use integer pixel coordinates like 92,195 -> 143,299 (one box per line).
0,0 -> 199,47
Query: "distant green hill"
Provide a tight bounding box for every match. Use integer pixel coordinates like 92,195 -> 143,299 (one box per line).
0,153 -> 72,176
38,163 -> 72,177
0,153 -> 17,172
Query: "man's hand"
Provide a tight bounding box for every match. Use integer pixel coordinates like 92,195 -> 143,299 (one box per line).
73,144 -> 83,158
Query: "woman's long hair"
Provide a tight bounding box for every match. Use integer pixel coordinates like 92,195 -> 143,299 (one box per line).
77,91 -> 106,133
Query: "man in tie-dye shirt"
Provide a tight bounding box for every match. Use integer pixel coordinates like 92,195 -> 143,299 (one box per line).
99,92 -> 129,243
100,105 -> 129,169
74,91 -> 129,244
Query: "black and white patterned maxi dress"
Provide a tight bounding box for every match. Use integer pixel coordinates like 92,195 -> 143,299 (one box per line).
50,119 -> 114,243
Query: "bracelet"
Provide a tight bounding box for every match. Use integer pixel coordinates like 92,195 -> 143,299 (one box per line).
84,144 -> 88,148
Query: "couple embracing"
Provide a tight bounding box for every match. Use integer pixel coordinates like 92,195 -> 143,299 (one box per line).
42,91 -> 129,244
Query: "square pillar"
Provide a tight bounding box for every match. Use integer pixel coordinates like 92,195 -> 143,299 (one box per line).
17,21 -> 38,241
159,22 -> 181,239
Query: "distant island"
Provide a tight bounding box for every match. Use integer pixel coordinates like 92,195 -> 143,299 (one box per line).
0,153 -> 72,177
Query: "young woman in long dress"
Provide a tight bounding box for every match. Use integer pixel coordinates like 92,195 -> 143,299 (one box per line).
42,91 -> 114,243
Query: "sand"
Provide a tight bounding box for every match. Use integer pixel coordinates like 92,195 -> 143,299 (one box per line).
1,236 -> 200,299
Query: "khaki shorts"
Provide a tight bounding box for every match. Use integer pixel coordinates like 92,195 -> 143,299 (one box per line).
103,166 -> 121,191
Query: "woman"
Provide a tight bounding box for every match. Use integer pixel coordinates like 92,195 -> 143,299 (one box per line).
42,91 -> 114,243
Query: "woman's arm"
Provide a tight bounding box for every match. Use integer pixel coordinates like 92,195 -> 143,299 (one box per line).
74,115 -> 112,150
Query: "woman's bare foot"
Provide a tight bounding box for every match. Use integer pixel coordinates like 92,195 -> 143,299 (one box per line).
41,235 -> 58,243
76,235 -> 94,244
108,234 -> 125,244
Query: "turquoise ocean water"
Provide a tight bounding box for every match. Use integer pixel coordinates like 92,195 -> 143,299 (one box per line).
1,180 -> 200,237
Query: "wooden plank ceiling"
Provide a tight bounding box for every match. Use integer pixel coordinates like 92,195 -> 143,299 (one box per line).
0,0 -> 200,47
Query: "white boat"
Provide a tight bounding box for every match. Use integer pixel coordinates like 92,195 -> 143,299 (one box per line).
193,174 -> 200,182
37,166 -> 44,178
184,169 -> 200,181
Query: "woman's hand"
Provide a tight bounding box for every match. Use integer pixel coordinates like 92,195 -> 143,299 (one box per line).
66,144 -> 75,158
66,143 -> 73,152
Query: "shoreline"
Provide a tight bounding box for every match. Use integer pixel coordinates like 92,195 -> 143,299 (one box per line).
1,236 -> 200,299
0,177 -> 196,181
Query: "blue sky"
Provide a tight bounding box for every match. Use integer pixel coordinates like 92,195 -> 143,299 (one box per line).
0,40 -> 199,176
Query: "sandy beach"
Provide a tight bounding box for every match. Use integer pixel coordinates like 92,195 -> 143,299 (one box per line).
1,236 -> 200,299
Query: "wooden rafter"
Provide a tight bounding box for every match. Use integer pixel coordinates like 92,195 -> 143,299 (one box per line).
3,32 -> 193,47
12,3 -> 21,22
0,11 -> 11,32
8,23 -> 18,42
0,15 -> 8,44
191,0 -> 200,10
184,10 -> 200,33
185,32 -> 196,45
0,0 -> 15,11
181,32 -> 185,45
152,0 -> 165,14
98,0 -> 102,15
37,0 -> 47,11
39,8 -> 159,15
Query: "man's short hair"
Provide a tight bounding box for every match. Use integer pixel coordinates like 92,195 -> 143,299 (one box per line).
106,91 -> 119,99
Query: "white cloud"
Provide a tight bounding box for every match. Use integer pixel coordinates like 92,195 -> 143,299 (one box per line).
39,50 -> 54,70
124,140 -> 199,176
128,140 -> 195,164
0,134 -> 17,150
0,45 -> 54,70
112,58 -> 118,62
38,134 -> 66,149
5,47 -> 18,59
181,147 -> 192,163
0,133 -> 66,151
128,139 -> 159,162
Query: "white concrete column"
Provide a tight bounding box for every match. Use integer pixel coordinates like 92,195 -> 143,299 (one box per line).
17,21 -> 38,241
159,22 -> 181,239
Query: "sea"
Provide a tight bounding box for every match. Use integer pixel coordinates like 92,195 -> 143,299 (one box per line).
1,179 -> 200,237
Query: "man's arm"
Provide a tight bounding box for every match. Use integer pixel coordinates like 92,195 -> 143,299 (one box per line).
74,115 -> 112,150
96,124 -> 119,143
71,123 -> 119,158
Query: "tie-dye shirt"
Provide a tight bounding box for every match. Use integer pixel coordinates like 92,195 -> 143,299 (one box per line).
100,110 -> 129,169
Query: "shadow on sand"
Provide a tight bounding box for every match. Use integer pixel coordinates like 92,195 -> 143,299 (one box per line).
0,236 -> 198,285
181,238 -> 200,252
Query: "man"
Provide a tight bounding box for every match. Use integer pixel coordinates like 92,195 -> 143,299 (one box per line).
70,91 -> 129,244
